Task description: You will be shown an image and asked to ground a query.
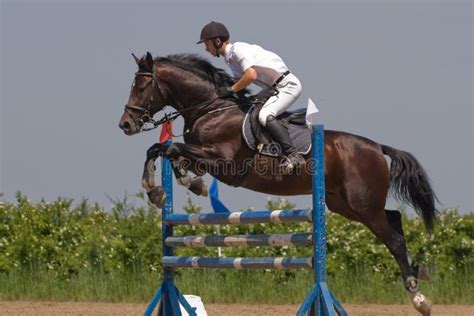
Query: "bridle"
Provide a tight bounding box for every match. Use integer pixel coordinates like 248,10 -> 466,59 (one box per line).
123,66 -> 245,134
124,69 -> 167,130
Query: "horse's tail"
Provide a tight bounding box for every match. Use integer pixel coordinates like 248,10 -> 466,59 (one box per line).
381,144 -> 438,234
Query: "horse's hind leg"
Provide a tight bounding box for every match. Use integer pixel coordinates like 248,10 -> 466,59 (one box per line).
327,197 -> 416,288
364,209 -> 432,315
385,210 -> 430,281
327,195 -> 431,315
333,142 -> 432,315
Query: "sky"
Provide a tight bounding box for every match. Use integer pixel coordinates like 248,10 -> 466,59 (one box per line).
1,0 -> 472,214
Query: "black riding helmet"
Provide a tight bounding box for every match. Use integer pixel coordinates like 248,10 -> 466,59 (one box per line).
197,21 -> 229,44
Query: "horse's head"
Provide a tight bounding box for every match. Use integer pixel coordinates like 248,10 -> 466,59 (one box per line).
119,52 -> 167,135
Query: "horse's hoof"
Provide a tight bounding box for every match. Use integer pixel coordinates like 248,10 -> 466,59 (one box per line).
410,292 -> 432,316
201,183 -> 208,197
417,265 -> 431,281
156,194 -> 166,208
176,175 -> 192,188
147,186 -> 166,208
189,177 -> 208,196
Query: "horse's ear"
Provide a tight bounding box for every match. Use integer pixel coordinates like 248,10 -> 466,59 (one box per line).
132,53 -> 140,65
145,52 -> 154,71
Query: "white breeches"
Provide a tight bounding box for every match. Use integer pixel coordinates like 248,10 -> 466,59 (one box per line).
258,73 -> 302,126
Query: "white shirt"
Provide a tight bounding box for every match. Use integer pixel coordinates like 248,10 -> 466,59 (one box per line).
223,42 -> 289,88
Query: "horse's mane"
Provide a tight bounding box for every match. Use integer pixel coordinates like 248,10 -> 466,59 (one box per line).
155,54 -> 235,89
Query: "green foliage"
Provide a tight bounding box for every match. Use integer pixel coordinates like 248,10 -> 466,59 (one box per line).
0,194 -> 472,303
183,195 -> 202,214
0,193 -> 162,277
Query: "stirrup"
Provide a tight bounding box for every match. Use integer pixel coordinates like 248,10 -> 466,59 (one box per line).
280,153 -> 305,175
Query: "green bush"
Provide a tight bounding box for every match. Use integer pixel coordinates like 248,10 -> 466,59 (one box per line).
0,193 -> 472,303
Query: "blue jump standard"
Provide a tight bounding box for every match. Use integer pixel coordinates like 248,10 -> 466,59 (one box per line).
144,125 -> 347,316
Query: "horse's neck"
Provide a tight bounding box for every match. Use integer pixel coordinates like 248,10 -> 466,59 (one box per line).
160,66 -> 219,121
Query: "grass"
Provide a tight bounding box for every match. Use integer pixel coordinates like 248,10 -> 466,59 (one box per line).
0,268 -> 472,305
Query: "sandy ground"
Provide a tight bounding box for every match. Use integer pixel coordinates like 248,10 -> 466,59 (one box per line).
0,302 -> 472,316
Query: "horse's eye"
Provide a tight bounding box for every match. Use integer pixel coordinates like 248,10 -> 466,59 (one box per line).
138,87 -> 145,93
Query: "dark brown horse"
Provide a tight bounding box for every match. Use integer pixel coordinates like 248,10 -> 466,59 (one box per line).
119,52 -> 437,315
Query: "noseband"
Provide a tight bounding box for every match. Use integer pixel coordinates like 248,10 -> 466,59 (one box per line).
124,69 -> 166,128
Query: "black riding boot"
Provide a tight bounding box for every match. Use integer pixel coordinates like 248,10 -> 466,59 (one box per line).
265,115 -> 305,174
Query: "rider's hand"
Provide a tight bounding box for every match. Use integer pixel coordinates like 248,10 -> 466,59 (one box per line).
217,86 -> 235,98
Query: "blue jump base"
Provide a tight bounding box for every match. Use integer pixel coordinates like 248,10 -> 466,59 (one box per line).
144,125 -> 347,316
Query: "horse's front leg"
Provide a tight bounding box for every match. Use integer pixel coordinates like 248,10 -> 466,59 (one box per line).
141,143 -> 169,208
141,142 -> 216,207
164,142 -> 224,196
170,157 -> 208,197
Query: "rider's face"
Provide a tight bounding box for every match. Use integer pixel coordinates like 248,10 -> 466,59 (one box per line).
204,39 -> 218,57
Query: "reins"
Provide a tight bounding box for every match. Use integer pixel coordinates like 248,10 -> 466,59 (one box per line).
125,68 -> 274,136
141,97 -> 221,135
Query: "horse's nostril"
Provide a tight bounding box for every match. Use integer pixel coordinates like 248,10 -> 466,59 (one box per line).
120,121 -> 131,132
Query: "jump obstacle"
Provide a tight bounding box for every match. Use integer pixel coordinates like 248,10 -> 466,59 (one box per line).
144,125 -> 347,316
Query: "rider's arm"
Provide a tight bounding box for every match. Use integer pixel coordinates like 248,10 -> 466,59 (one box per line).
232,67 -> 257,92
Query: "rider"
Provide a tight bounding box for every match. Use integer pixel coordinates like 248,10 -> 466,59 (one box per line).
197,21 -> 305,174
